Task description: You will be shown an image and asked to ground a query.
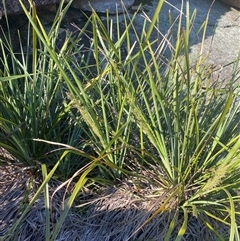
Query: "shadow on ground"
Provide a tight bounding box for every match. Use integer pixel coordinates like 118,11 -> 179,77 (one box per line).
0,169 -> 230,241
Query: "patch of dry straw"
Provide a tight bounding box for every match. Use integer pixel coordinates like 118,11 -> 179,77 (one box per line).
0,161 -> 236,241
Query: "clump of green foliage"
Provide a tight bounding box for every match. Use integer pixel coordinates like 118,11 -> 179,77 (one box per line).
0,0 -> 239,240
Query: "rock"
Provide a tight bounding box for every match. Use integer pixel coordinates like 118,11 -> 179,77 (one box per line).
72,0 -> 134,13
219,0 -> 240,9
0,0 -> 69,16
0,0 -> 134,17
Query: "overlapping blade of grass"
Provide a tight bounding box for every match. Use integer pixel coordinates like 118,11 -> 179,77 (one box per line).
2,0 -> 239,240
0,0 -> 82,169
31,138 -> 130,241
62,7 -> 149,179
13,0 -> 131,179
60,1 -> 240,238
1,1 -> 139,239
122,2 -> 240,239
0,2 -> 90,238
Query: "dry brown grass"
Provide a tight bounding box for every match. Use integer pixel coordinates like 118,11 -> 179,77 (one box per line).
0,160 -> 235,241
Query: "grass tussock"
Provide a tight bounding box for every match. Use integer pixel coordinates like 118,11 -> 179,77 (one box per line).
0,0 -> 239,240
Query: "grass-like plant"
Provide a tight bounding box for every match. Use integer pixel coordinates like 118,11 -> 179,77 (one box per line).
60,1 -> 240,239
0,0 -> 239,240
0,0 -> 85,174
0,1 -> 90,239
